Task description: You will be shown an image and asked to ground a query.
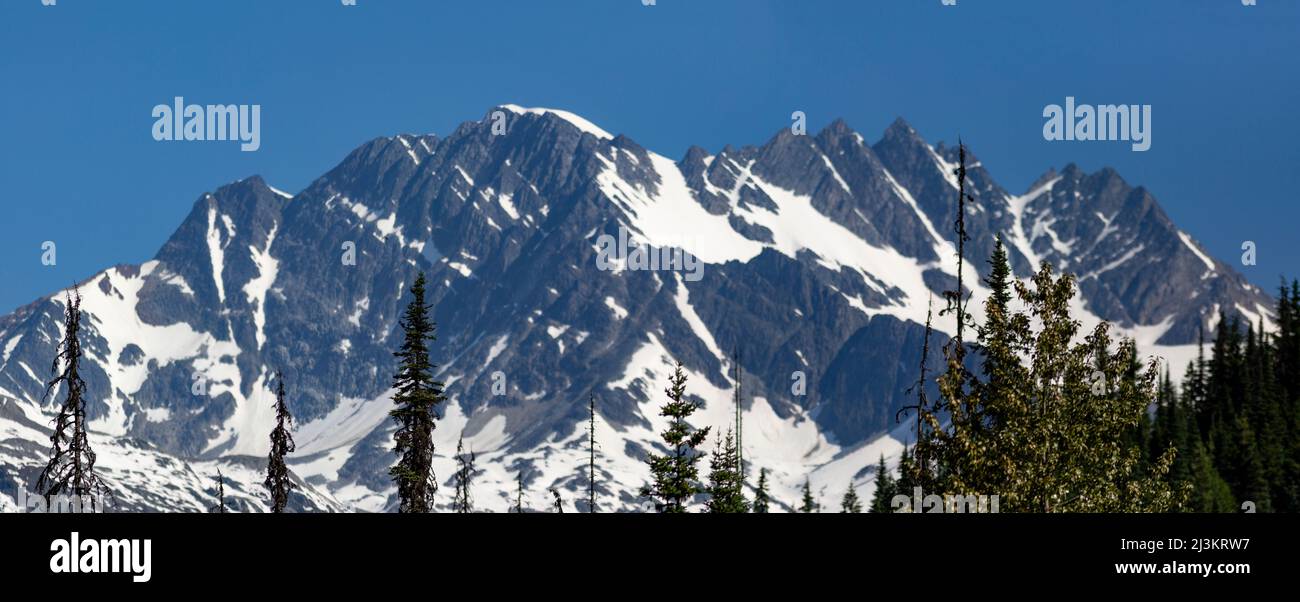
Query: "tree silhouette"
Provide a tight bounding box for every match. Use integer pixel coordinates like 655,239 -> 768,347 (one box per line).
36,287 -> 109,511
264,370 -> 296,513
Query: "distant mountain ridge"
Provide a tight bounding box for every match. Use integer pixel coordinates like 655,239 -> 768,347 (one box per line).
0,105 -> 1272,512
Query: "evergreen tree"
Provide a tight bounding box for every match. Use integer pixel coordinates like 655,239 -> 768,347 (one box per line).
36,288 -> 110,510
640,361 -> 710,512
1245,324 -> 1286,509
1186,326 -> 1209,418
840,483 -> 862,513
210,470 -> 227,514
1172,339 -> 1237,512
895,452 -> 918,510
751,468 -> 770,514
452,435 -> 476,513
389,273 -> 446,513
1205,314 -> 1244,481
1277,281 -> 1300,404
1228,415 -> 1271,512
514,471 -> 526,513
705,428 -> 748,513
1275,282 -> 1300,511
798,478 -> 818,513
1196,313 -> 1288,511
869,455 -> 896,513
264,370 -> 296,513
975,235 -> 1028,427
1188,433 -> 1237,512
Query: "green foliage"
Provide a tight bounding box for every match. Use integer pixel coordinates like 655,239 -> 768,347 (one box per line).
840,483 -> 862,513
869,455 -> 896,513
705,428 -> 749,513
798,478 -> 818,513
751,468 -> 771,513
640,362 -> 711,513
933,258 -> 1179,511
1173,282 -> 1300,513
914,185 -> 1179,511
389,273 -> 446,513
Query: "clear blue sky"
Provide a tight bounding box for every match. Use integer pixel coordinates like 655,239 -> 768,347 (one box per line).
1,0 -> 1296,313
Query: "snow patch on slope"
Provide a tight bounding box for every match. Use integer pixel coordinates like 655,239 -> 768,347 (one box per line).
672,274 -> 724,367
595,152 -> 763,265
205,203 -> 228,304
241,225 -> 279,350
1177,231 -> 1217,274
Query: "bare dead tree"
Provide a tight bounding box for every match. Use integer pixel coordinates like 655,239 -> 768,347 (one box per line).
211,469 -> 227,513
36,287 -> 110,511
452,434 -> 476,513
587,393 -> 599,513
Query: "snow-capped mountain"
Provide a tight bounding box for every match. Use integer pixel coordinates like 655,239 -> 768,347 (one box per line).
0,105 -> 1272,512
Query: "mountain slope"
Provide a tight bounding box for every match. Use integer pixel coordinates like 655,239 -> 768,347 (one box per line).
0,105 -> 1272,512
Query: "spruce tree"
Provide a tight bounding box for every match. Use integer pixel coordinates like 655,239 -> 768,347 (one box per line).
264,370 -> 296,513
36,288 -> 110,510
798,478 -> 818,513
1228,415 -> 1271,512
640,361 -> 711,512
514,471 -> 526,513
389,273 -> 446,513
1187,326 -> 1209,420
1205,314 -> 1244,483
751,468 -> 770,513
1188,432 -> 1237,512
1275,283 -> 1300,511
452,435 -> 476,513
1245,324 -> 1286,510
1196,313 -> 1289,510
705,428 -> 748,513
1176,355 -> 1236,512
869,455 -> 896,513
840,483 -> 862,513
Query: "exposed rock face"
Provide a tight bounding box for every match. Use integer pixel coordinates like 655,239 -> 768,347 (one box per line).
0,106 -> 1270,512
